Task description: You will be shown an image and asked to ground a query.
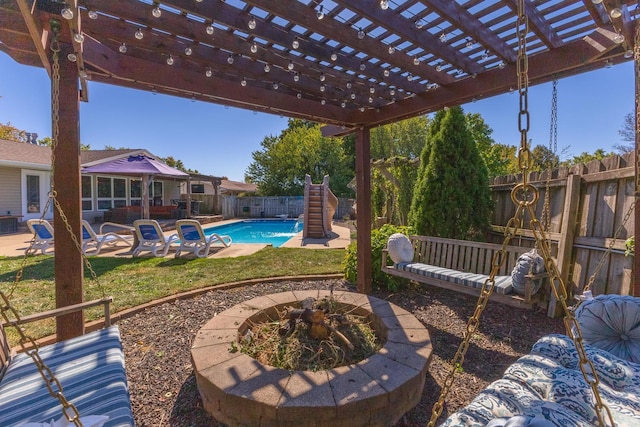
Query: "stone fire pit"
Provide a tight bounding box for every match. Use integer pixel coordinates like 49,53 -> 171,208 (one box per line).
191,290 -> 432,426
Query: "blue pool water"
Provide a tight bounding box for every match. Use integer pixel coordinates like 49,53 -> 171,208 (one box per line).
202,219 -> 302,247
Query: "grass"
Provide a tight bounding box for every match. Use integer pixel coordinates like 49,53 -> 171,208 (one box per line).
0,247 -> 346,342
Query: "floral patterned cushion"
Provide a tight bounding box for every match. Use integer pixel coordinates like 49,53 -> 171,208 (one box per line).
442,334 -> 640,427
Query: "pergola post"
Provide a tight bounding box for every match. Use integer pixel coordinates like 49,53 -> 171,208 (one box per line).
355,127 -> 372,294
634,32 -> 640,297
53,40 -> 84,340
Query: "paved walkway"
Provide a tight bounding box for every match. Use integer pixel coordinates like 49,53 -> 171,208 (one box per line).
0,221 -> 351,258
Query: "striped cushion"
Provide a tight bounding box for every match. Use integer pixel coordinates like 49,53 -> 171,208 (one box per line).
0,326 -> 133,427
396,262 -> 514,295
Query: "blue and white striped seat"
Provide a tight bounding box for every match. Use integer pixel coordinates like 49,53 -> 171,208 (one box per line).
395,262 -> 514,295
0,326 -> 133,427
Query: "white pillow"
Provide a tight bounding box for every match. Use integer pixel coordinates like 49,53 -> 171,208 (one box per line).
387,233 -> 414,264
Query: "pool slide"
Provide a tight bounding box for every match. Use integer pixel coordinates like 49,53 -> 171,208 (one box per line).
302,174 -> 338,239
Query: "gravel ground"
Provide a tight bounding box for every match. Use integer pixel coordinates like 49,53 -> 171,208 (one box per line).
118,278 -> 565,426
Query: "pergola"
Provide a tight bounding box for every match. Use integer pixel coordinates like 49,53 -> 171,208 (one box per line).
0,0 -> 638,339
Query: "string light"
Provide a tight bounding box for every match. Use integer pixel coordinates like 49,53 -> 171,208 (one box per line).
346,81 -> 352,89
360,62 -> 366,71
251,42 -> 258,53
614,33 -> 625,44
341,101 -> 346,108
357,28 -> 365,39
319,72 -> 326,82
388,45 -> 395,54
316,6 -> 324,20
67,53 -> 77,62
380,0 -> 389,10
184,47 -> 193,56
227,54 -> 234,64
273,82 -> 279,89
292,38 -> 300,49
330,52 -> 337,61
61,7 -> 73,20
439,32 -> 447,42
119,43 -> 127,53
320,84 -> 326,92
241,77 -> 247,86
166,55 -> 174,65
264,63 -> 270,72
481,50 -> 489,60
297,93 -> 302,99
205,67 -> 212,77
135,28 -> 144,40
73,32 -> 84,43
88,10 -> 98,19
293,72 -> 299,81
413,56 -> 420,65
350,93 -> 356,100
152,4 -> 162,18
321,99 -> 326,105
369,86 -> 375,94
206,23 -> 215,35
610,8 -> 622,18
248,17 -> 257,30
383,69 -> 390,77
465,38 -> 473,49
288,60 -> 294,70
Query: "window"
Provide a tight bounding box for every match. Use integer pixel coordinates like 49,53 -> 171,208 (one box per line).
26,175 -> 40,213
191,184 -> 205,194
81,175 -> 93,211
97,176 -> 128,210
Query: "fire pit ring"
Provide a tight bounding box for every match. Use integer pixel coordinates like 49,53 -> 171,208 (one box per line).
191,290 -> 432,426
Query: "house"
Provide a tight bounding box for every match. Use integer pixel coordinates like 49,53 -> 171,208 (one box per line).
0,139 -> 186,224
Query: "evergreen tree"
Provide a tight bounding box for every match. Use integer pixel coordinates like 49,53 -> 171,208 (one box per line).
409,106 -> 492,240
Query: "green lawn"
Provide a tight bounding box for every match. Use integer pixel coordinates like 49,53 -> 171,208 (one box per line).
0,247 -> 346,341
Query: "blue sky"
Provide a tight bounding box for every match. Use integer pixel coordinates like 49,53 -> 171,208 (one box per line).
0,51 -> 634,182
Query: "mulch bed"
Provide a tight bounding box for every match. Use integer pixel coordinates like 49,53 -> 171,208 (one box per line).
118,279 -> 565,426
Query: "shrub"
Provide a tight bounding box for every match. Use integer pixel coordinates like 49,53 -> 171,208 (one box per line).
343,223 -> 414,291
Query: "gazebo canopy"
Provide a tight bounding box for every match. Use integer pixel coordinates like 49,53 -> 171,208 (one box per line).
0,0 -> 636,132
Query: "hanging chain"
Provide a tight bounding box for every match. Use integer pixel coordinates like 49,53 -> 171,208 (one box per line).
542,78 -> 558,235
428,0 -> 614,425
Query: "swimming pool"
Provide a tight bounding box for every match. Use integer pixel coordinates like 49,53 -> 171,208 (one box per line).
202,219 -> 302,247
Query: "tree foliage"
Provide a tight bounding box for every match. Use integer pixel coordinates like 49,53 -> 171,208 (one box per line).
245,119 -> 353,197
0,122 -> 28,142
615,112 -> 635,154
409,106 -> 492,240
466,113 -> 519,178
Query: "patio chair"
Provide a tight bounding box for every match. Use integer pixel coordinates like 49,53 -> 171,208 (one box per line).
25,219 -> 55,255
174,219 -> 232,258
132,219 -> 179,257
81,220 -> 134,255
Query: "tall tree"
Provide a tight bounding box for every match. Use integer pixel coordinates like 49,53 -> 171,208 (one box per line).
409,106 -> 492,240
245,119 -> 353,197
466,113 -> 518,178
615,112 -> 635,153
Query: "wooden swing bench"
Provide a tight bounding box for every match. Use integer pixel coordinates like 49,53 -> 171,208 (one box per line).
382,235 -> 549,310
0,297 -> 134,426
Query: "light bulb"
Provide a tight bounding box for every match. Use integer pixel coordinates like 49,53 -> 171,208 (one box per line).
605,59 -> 613,68
292,38 -> 300,49
436,63 -> 442,72
383,69 -> 390,77
288,60 -> 294,70
135,28 -> 144,40
205,68 -> 212,77
297,93 -> 302,99
152,6 -> 161,18
272,82 -> 279,90
67,53 -> 77,62
357,29 -> 365,39
293,72 -> 299,81
316,6 -> 324,20
415,20 -> 423,29
389,88 -> 395,96
166,55 -> 174,65
368,97 -> 373,103
498,61 -> 506,69
330,52 -> 337,61
610,8 -> 622,18
625,50 -> 634,59
413,56 -> 420,65
241,78 -> 247,86
119,43 -> 127,53
380,0 -> 389,10
250,42 -> 258,53
248,17 -> 256,30
388,45 -> 395,54
206,24 -> 215,35
591,0 -> 603,3
61,7 -> 73,20
321,99 -> 326,105
319,72 -> 325,82
73,32 -> 84,43
185,47 -> 193,55
350,93 -> 356,100
359,106 -> 365,112
614,33 -> 625,44
227,54 -> 234,64
264,63 -> 270,72
320,84 -> 326,92
439,32 -> 447,42
79,70 -> 88,79
341,101 -> 346,108
465,39 -> 473,49
88,10 -> 98,19
346,81 -> 352,89
407,73 -> 412,81
369,86 -> 375,94
360,62 -> 366,71
482,50 -> 489,60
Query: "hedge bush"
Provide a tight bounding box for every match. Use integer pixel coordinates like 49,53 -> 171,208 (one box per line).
343,224 -> 414,291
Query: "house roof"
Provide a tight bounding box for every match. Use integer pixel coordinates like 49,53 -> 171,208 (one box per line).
220,180 -> 258,194
0,139 -> 51,167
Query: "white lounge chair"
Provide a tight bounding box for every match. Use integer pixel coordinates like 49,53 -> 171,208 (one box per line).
81,220 -> 133,255
132,219 -> 179,257
174,219 -> 232,258
25,219 -> 55,255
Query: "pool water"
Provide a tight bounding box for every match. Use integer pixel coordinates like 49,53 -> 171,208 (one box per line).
202,219 -> 302,247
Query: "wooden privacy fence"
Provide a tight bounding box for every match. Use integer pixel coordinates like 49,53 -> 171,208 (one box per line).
489,152 -> 634,305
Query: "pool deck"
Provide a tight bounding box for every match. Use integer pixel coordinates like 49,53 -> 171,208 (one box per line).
0,220 -> 352,258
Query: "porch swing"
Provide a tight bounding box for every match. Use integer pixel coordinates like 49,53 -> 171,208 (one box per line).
425,1 -> 640,426
0,23 -> 133,427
